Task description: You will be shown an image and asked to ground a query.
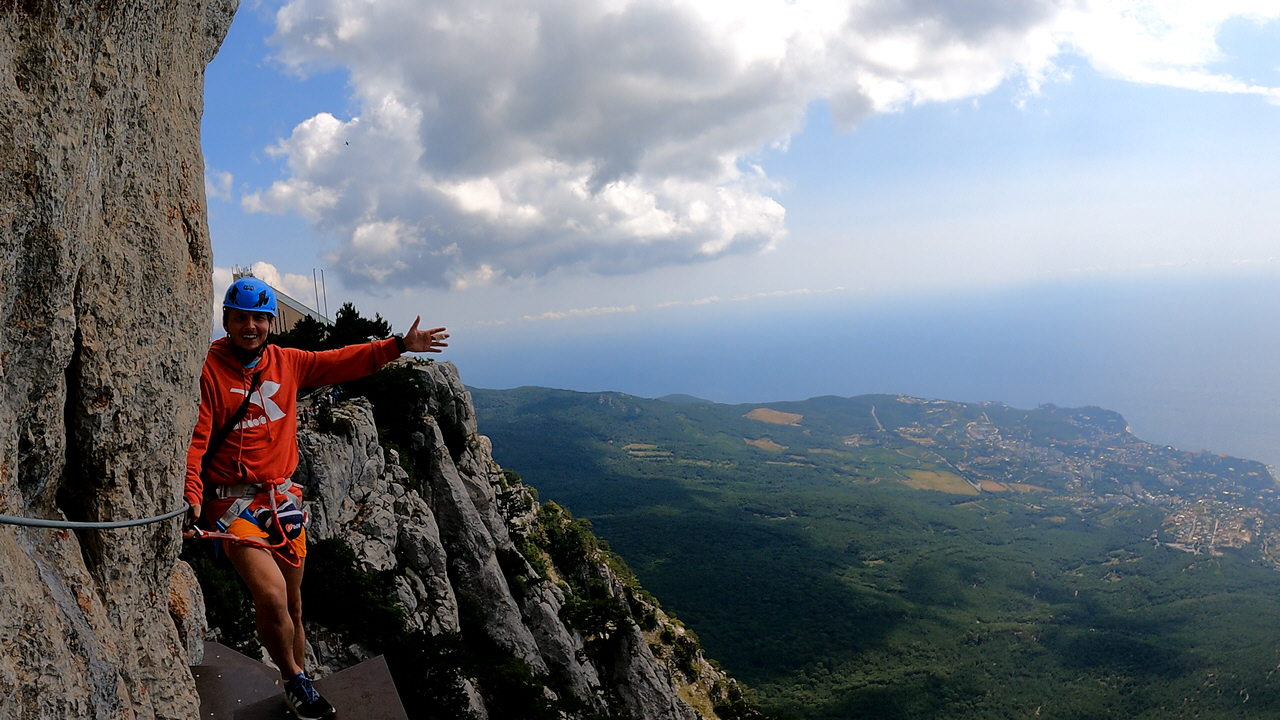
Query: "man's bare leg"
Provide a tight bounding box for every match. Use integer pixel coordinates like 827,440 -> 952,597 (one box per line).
227,544 -> 304,680
278,556 -> 307,672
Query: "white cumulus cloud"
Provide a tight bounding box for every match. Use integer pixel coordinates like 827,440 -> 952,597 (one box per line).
249,0 -> 1280,290
205,168 -> 234,202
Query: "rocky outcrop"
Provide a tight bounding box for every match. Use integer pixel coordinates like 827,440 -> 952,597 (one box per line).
295,360 -> 728,718
168,560 -> 209,666
296,397 -> 460,639
0,3 -> 236,719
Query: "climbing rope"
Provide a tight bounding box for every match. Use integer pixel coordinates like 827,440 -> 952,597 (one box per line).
0,503 -> 190,530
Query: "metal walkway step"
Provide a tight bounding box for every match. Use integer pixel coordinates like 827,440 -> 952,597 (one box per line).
193,641 -> 408,720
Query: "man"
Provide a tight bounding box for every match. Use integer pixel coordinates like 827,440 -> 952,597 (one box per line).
183,278 -> 448,720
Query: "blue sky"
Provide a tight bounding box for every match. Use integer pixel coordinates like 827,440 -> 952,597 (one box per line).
202,2 -> 1280,464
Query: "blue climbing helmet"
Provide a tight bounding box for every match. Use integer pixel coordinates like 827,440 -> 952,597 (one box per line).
223,278 -> 278,317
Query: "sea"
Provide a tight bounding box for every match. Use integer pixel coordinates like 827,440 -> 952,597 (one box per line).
452,271 -> 1280,470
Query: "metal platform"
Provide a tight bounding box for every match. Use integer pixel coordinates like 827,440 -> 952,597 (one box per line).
193,641 -> 408,720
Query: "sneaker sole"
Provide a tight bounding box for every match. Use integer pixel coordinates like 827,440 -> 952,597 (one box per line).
284,696 -> 337,720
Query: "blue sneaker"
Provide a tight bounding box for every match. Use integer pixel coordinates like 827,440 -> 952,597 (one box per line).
284,673 -> 336,720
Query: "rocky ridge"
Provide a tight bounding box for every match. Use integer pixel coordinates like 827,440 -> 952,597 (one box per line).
291,360 -> 745,718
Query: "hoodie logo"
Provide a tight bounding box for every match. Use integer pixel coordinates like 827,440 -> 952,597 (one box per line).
231,381 -> 285,428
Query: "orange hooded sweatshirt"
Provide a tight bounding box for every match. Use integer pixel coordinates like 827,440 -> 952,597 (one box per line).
184,337 -> 401,513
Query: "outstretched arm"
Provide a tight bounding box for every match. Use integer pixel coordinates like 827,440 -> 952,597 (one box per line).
290,317 -> 449,388
402,316 -> 449,353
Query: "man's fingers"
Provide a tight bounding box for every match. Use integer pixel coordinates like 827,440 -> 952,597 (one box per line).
401,321 -> 449,353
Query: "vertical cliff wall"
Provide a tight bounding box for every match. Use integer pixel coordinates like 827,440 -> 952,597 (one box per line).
0,2 -> 237,717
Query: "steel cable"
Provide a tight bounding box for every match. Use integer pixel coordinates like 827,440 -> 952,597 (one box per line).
0,503 -> 190,530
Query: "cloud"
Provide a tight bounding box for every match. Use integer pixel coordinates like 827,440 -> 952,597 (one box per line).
251,0 -> 1280,290
522,305 -> 638,322
654,284 -> 842,309
205,168 -> 234,202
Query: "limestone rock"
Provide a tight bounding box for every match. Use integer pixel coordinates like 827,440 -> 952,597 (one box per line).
610,624 -> 701,720
522,581 -> 604,705
294,361 -> 714,718
296,397 -> 461,639
168,560 -> 208,666
420,411 -> 548,672
0,2 -> 237,718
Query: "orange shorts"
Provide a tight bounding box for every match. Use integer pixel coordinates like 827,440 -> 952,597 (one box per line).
208,483 -> 307,561
223,517 -> 308,560
221,489 -> 308,563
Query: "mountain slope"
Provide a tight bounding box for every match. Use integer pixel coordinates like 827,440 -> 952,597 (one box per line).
472,386 -> 1280,719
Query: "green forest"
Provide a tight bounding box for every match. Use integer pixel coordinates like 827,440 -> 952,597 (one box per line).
471,387 -> 1280,719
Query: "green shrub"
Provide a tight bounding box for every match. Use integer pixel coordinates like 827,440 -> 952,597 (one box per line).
672,630 -> 702,679
515,537 -> 551,580
560,593 -> 631,651
302,539 -> 406,649
534,502 -> 601,593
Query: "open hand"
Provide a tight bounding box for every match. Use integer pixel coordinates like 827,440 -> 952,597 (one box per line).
403,316 -> 449,353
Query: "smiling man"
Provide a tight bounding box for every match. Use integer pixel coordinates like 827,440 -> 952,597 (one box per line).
183,277 -> 448,720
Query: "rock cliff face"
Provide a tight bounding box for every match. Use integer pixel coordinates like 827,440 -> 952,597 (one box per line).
0,3 -> 236,718
294,361 -> 737,719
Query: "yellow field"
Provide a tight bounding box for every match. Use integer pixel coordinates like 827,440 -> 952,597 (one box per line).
622,443 -> 657,450
745,437 -> 788,452
808,448 -> 841,455
745,408 -> 803,425
978,480 -> 1051,493
900,470 -> 979,495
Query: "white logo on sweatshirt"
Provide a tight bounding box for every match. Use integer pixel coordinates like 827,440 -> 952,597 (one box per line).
231,381 -> 285,428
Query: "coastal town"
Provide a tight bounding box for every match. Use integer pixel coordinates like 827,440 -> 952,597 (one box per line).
883,395 -> 1280,565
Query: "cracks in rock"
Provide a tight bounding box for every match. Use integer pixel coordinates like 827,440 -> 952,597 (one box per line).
56,315 -> 98,568
180,204 -> 201,264
435,404 -> 467,466
54,276 -> 109,600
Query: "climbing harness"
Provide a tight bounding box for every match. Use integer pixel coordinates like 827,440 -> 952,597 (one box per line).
189,477 -> 307,567
0,503 -> 190,530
